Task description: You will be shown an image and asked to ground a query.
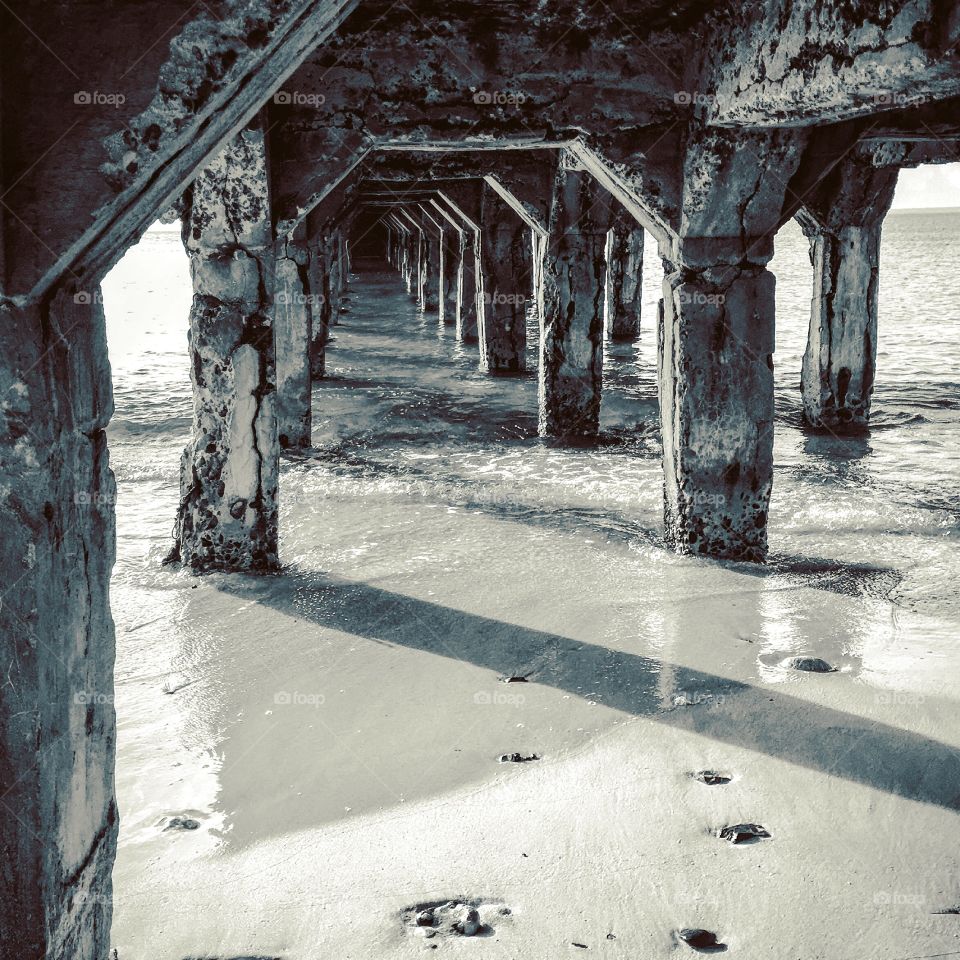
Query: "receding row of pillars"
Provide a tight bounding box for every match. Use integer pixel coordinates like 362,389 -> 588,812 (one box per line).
171,128 -> 895,570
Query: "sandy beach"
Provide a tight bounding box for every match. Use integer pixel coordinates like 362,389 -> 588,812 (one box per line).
104,232 -> 960,959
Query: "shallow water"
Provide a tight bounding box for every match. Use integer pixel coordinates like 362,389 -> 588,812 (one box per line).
102,214 -> 960,922
104,212 -> 960,602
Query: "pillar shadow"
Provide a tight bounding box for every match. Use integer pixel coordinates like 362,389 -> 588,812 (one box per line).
214,573 -> 960,812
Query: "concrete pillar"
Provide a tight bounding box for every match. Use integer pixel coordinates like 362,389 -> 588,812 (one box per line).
385,221 -> 394,267
386,214 -> 410,287
0,288 -> 118,959
396,216 -> 415,291
440,216 -> 461,326
800,160 -> 898,432
479,184 -> 530,372
433,188 -> 483,344
274,232 -> 312,449
171,120 -> 279,572
539,164 -> 610,439
659,250 -> 776,563
326,229 -> 342,327
339,231 -> 351,283
531,229 -> 546,328
306,234 -> 328,378
417,205 -> 443,313
458,226 -> 481,343
605,208 -> 644,340
399,209 -> 424,303
657,127 -> 810,562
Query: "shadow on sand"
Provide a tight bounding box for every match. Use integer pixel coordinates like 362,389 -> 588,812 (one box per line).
214,572 -> 960,813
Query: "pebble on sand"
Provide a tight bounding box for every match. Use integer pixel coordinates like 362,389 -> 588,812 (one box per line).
782,655 -> 836,673
717,822 -> 770,844
678,928 -> 726,951
693,771 -> 732,785
163,816 -> 200,831
402,900 -> 501,939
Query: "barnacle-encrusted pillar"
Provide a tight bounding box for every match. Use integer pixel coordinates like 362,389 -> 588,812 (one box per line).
605,208 -> 644,340
171,121 -> 279,572
659,129 -> 805,562
0,288 -> 118,959
274,230 -> 312,449
479,184 -> 530,372
539,161 -> 610,440
800,158 -> 899,432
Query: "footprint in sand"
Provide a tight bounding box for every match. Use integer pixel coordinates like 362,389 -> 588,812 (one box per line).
401,899 -> 511,940
677,928 -> 727,952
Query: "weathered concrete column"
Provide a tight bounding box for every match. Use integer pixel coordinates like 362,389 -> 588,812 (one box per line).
479,185 -> 530,372
417,205 -> 443,313
539,161 -> 610,439
386,214 -> 411,288
659,128 -> 806,561
274,230 -> 312,449
0,287 -> 118,959
398,209 -> 424,303
660,253 -> 776,561
434,187 -> 483,344
326,229 -> 342,327
384,220 -> 395,267
397,217 -> 415,292
171,120 -> 279,571
605,208 -> 644,340
306,234 -> 328,378
458,227 -> 481,342
440,215 -> 461,326
800,158 -> 899,432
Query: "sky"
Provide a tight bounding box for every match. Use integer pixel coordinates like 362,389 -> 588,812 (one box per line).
892,162 -> 960,208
